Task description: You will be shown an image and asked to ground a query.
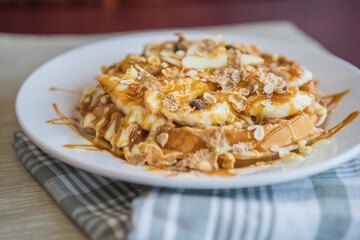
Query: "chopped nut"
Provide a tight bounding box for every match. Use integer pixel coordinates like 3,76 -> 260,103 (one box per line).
239,88 -> 250,96
124,65 -> 138,79
228,95 -> 245,112
186,69 -> 198,77
189,99 -> 205,110
162,68 -> 176,78
164,84 -> 175,91
221,152 -> 235,169
263,83 -> 275,94
161,62 -> 169,68
203,92 -> 217,105
147,55 -> 161,66
156,133 -> 169,147
253,125 -> 265,141
162,93 -> 180,111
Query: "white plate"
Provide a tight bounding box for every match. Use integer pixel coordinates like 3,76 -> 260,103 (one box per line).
16,30 -> 360,189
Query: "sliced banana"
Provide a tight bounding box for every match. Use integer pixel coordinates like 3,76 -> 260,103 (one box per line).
161,101 -> 231,127
182,54 -> 227,69
245,92 -> 313,119
289,68 -> 313,87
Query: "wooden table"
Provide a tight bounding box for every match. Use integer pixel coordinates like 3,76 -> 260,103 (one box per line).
0,1 -> 359,239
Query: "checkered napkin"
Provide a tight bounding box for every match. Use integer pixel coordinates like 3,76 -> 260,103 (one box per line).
13,131 -> 360,240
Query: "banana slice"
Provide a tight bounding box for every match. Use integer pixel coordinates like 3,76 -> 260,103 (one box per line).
289,68 -> 313,87
161,101 -> 231,127
245,92 -> 313,119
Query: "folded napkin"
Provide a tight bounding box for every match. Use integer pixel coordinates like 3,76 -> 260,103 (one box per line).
13,131 -> 360,240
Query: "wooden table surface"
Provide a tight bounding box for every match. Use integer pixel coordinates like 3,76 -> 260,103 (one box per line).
0,0 -> 359,239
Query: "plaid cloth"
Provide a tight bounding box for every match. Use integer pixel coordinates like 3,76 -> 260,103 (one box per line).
13,131 -> 360,240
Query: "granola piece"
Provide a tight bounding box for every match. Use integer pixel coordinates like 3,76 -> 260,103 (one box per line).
203,92 -> 217,105
200,38 -> 218,53
177,104 -> 194,117
230,69 -> 241,83
130,143 -> 163,165
178,149 -> 218,172
228,95 -> 245,112
253,125 -> 265,141
156,133 -> 169,147
227,49 -> 242,69
263,83 -> 275,94
270,145 -> 290,157
162,68 -> 176,78
239,88 -> 250,96
207,127 -> 224,151
220,152 -> 236,169
162,93 -> 180,111
142,75 -> 162,91
124,65 -> 138,79
208,74 -> 228,86
147,55 -> 161,66
232,142 -> 252,154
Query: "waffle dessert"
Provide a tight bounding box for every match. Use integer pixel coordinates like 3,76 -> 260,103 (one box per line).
77,33 -> 327,171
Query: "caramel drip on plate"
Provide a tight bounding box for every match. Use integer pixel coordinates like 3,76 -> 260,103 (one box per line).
46,117 -> 78,125
322,89 -> 351,115
312,111 -> 360,144
49,87 -> 82,95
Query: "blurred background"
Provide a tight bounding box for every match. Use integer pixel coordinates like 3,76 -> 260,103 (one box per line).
0,0 -> 359,66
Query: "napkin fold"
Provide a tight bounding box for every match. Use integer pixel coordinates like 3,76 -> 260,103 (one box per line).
13,131 -> 360,240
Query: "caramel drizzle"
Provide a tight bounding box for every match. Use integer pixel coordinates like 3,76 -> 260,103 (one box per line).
49,87 -> 82,95
312,111 -> 360,144
47,103 -> 124,159
45,117 -> 78,125
322,89 -> 351,115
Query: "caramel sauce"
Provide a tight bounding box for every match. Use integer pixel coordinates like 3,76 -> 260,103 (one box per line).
312,111 -> 360,144
322,89 -> 351,115
204,169 -> 237,177
49,87 -> 82,95
45,117 -> 78,125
